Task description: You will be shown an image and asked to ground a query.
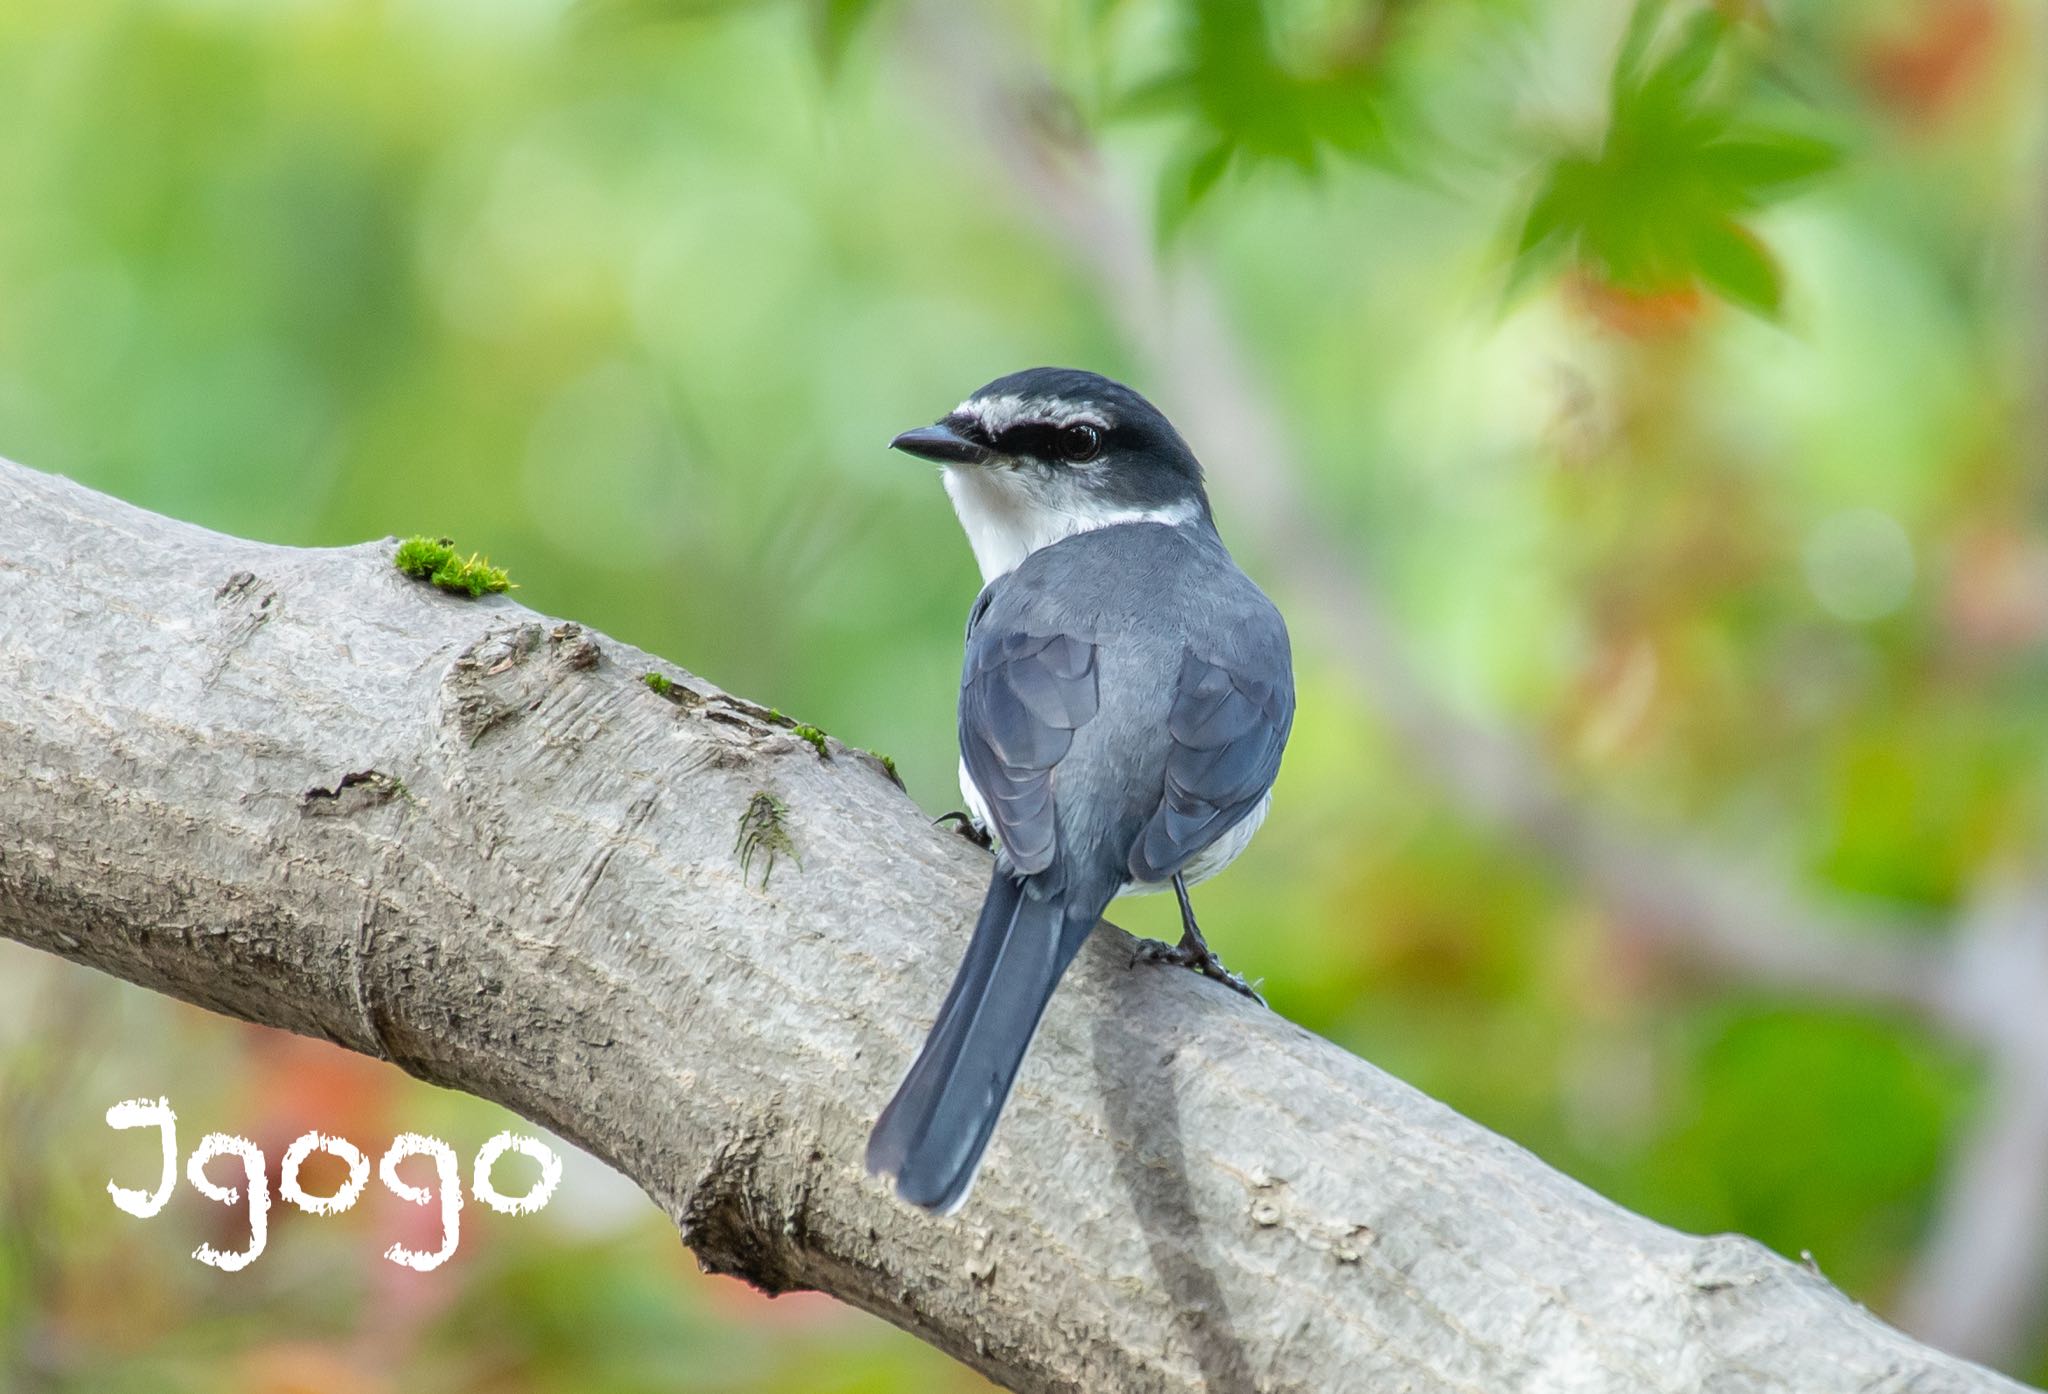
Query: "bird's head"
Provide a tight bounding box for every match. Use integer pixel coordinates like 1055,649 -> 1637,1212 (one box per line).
890,367 -> 1212,582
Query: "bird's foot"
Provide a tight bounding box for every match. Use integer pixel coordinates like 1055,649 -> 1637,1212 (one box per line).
1133,933 -> 1266,1006
933,810 -> 993,851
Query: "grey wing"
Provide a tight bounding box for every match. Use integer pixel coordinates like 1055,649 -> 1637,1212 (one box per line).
959,626 -> 1100,875
1128,643 -> 1293,885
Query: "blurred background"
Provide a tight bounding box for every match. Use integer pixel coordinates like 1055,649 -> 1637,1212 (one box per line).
2,0 -> 2045,1388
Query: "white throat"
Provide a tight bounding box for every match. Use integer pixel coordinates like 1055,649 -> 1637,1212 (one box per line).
941,466 -> 1201,582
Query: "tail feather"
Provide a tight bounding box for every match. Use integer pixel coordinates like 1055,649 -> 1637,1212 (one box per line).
867,869 -> 1102,1212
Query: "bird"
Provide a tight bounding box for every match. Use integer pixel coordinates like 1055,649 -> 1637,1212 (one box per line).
866,366 -> 1295,1214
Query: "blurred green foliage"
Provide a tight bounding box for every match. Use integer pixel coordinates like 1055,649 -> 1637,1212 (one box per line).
1,0 -> 2044,1389
1514,5 -> 1841,315
1119,0 -> 1407,232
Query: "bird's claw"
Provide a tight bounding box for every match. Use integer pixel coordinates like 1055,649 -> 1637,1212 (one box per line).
934,810 -> 994,851
1132,936 -> 1266,1007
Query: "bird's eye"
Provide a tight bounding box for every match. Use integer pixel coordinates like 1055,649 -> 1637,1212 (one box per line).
1059,423 -> 1102,463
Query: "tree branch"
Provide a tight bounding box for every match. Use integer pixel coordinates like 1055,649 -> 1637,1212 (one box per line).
1897,875 -> 2048,1362
0,457 -> 2033,1391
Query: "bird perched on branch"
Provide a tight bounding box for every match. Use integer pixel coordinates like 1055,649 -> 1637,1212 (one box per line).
867,367 -> 1295,1213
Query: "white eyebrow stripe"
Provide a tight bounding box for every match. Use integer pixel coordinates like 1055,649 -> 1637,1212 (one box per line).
956,394 -> 1110,436
953,392 -> 1010,419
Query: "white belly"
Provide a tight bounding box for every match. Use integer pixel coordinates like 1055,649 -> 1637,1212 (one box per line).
958,756 -> 995,837
957,759 -> 1270,896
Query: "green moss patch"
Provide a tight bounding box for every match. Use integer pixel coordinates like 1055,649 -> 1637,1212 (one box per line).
394,536 -> 512,597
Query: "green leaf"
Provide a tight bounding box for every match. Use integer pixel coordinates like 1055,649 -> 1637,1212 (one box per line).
571,0 -> 761,32
1634,9 -> 1725,114
1505,165 -> 1585,300
1156,138 -> 1234,241
1515,160 -> 1590,256
1609,0 -> 1669,102
1698,129 -> 1842,200
1185,138 -> 1233,204
1502,0 -> 1834,316
1302,76 -> 1391,165
1690,217 -> 1782,318
811,0 -> 882,75
1109,69 -> 1198,122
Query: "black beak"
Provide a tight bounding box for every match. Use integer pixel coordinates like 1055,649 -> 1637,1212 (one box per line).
890,422 -> 991,466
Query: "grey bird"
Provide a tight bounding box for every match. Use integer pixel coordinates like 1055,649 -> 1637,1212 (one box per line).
866,366 -> 1295,1213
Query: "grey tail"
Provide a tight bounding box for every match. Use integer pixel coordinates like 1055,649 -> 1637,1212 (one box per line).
866,868 -> 1102,1213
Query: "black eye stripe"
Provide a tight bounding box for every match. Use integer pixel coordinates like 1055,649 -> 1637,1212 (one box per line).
993,421 -> 1106,460
949,415 -> 996,447
993,423 -> 1065,458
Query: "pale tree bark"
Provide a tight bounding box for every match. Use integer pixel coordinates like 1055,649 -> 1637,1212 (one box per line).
0,456 -> 2032,1394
